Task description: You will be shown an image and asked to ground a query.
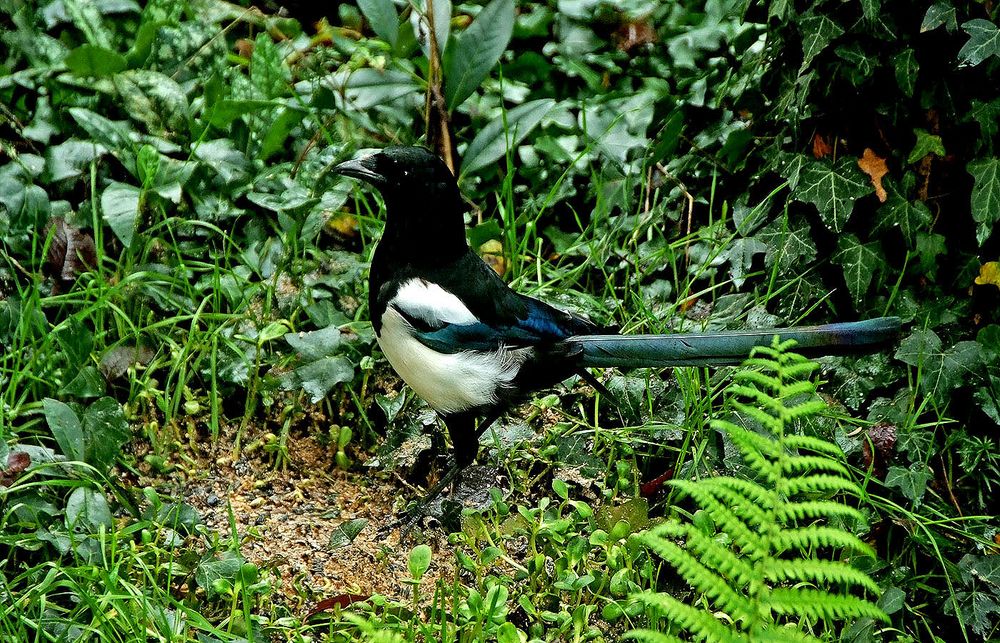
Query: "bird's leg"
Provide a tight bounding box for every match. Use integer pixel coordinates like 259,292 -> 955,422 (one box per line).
384,410 -> 503,535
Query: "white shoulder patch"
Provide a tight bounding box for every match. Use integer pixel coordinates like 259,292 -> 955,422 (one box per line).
391,278 -> 478,327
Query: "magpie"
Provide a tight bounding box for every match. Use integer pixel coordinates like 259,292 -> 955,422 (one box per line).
334,146 -> 900,499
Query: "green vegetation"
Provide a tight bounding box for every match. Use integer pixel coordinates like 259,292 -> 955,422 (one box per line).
1,0 -> 997,641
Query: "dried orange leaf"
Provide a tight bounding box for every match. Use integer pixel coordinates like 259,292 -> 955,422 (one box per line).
812,134 -> 832,159
858,147 -> 889,202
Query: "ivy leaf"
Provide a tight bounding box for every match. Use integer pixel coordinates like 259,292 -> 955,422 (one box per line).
357,0 -> 399,47
461,98 -> 555,177
795,158 -> 872,232
958,19 -> 1000,67
756,216 -> 818,270
284,325 -> 343,361
968,158 -> 1000,245
921,3 -> 957,33
282,356 -> 355,404
833,234 -> 883,306
799,14 -> 844,72
101,181 -> 141,248
442,0 -> 515,110
895,329 -> 985,394
875,178 -> 932,244
894,48 -> 919,98
884,464 -> 932,506
907,129 -> 945,164
722,237 -> 768,288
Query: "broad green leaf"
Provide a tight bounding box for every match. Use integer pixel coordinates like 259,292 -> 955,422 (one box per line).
409,544 -> 432,580
756,216 -> 818,270
43,398 -> 84,461
794,158 -> 872,232
970,98 -> 1000,147
101,182 -> 141,248
69,107 -> 137,175
284,325 -> 343,361
958,19 -> 1000,67
907,128 -> 945,164
875,179 -> 932,243
250,33 -> 288,99
64,44 -> 127,77
409,0 -> 451,59
81,397 -> 130,475
833,234 -> 883,306
60,366 -> 106,398
205,99 -> 275,128
921,2 -> 957,32
722,237 -> 768,287
894,48 -> 918,97
329,518 -> 368,549
46,140 -> 107,182
358,0 -> 399,46
283,356 -> 355,403
884,464 -> 932,505
968,158 -> 1000,245
461,98 -> 555,177
339,68 -> 423,110
443,0 -> 515,110
260,107 -> 306,161
896,329 -> 985,394
66,487 -> 113,532
114,69 -> 189,135
799,14 -> 843,72
196,551 -> 245,598
193,139 -> 251,185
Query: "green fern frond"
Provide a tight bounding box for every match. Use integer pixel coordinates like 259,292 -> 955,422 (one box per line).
781,473 -> 862,497
621,629 -> 685,643
637,530 -> 756,622
631,592 -> 747,643
761,559 -> 882,593
774,526 -> 875,557
628,341 -> 886,640
768,588 -> 890,622
776,500 -> 865,523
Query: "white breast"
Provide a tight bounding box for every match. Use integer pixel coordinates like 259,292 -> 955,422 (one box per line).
377,306 -> 529,414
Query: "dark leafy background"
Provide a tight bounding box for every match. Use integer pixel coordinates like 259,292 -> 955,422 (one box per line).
1,0 -> 999,640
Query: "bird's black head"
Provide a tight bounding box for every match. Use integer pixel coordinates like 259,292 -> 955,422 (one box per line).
334,146 -> 468,263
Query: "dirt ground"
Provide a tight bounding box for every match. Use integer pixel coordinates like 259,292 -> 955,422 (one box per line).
145,423 -> 457,610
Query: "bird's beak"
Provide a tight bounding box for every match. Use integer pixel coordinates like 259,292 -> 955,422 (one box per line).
333,153 -> 386,187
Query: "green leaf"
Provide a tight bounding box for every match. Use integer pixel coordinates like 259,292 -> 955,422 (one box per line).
283,356 -> 355,404
907,128 -> 945,164
196,551 -> 245,598
43,398 -> 84,461
921,3 -> 957,32
885,465 -> 932,506
250,33 -> 288,99
894,48 -> 919,98
358,0 -> 399,46
799,14 -> 844,72
81,397 -> 129,475
756,216 -> 818,270
875,179 -> 932,244
46,140 -> 107,182
833,234 -> 883,306
958,19 -> 1000,67
443,0 -> 515,110
69,107 -> 137,175
968,158 -> 1000,245
101,182 -> 141,248
66,487 -> 113,532
64,44 -> 127,77
461,98 -> 555,177
896,329 -> 986,394
114,69 -> 189,135
408,544 -> 432,580
205,99 -> 275,128
284,325 -> 343,361
340,68 -> 423,110
260,107 -> 306,161
328,518 -> 368,549
409,0 -> 451,59
794,158 -> 872,232
193,139 -> 251,186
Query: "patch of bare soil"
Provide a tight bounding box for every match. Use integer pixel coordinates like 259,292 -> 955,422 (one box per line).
144,424 -> 457,610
